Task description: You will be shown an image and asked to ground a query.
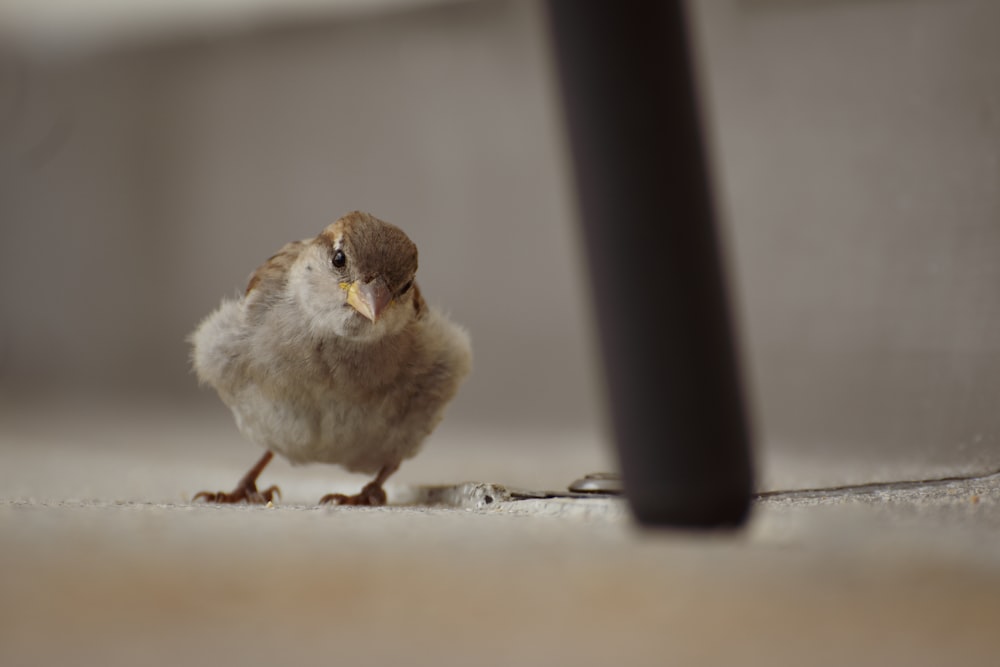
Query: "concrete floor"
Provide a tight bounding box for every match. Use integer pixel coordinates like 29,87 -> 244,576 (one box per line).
3,399 -> 1000,667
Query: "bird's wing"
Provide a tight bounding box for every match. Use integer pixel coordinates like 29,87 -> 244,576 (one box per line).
244,239 -> 309,313
246,239 -> 308,295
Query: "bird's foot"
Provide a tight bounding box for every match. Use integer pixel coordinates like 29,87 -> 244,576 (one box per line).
319,481 -> 387,507
193,483 -> 281,505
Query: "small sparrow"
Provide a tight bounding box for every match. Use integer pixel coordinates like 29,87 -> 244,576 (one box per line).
190,211 -> 472,505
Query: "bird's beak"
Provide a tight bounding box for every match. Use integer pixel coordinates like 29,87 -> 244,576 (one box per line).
346,278 -> 392,322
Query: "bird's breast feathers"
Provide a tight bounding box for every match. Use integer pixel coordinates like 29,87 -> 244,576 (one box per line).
220,306 -> 470,473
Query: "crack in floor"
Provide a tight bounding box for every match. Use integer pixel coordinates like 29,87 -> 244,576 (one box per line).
754,468 -> 1000,501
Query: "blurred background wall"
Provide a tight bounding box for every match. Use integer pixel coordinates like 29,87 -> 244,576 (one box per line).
0,0 -> 596,429
2,0 -> 1000,486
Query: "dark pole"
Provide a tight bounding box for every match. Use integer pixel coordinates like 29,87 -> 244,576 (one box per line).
545,0 -> 754,526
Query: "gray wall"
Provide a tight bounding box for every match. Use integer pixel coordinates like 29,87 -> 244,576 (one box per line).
0,1 -> 597,429
3,0 -> 1000,482
694,0 -> 1000,476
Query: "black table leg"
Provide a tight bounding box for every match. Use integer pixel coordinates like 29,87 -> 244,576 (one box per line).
545,0 -> 754,527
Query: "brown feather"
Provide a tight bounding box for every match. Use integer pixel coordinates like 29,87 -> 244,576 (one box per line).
411,282 -> 425,318
317,211 -> 418,292
245,240 -> 307,296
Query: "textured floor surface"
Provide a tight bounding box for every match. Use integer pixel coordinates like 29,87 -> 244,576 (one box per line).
3,400 -> 1000,667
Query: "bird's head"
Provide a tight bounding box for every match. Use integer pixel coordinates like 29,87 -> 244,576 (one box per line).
290,211 -> 420,341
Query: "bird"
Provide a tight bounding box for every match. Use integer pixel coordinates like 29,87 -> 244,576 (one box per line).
189,211 -> 472,506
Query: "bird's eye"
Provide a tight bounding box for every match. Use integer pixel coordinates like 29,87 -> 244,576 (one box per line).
399,280 -> 413,295
332,250 -> 347,269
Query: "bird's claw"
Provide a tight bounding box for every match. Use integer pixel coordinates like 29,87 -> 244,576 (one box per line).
319,482 -> 387,507
193,484 -> 281,505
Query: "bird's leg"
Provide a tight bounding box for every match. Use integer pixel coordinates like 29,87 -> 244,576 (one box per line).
319,462 -> 400,506
193,450 -> 281,504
